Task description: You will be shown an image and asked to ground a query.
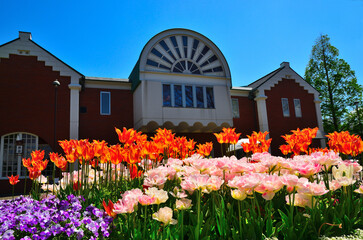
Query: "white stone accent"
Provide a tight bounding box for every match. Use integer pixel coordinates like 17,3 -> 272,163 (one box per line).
254,93 -> 269,133
314,98 -> 326,147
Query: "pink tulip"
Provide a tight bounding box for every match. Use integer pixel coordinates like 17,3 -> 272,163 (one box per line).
152,207 -> 177,225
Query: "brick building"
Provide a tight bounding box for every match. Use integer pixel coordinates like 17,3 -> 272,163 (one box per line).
0,29 -> 324,193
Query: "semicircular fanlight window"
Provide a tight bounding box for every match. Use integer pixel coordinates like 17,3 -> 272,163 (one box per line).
146,35 -> 224,76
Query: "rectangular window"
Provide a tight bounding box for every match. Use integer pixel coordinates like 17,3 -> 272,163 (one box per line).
281,98 -> 290,117
232,98 -> 240,118
294,99 -> 302,117
206,87 -> 215,108
163,84 -> 171,106
174,85 -> 183,107
185,85 -> 194,107
100,92 -> 111,115
196,86 -> 204,108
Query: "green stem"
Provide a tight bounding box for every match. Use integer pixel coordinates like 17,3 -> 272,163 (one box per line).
195,190 -> 201,240
143,205 -> 147,237
238,200 -> 243,239
52,162 -> 56,194
181,210 -> 184,240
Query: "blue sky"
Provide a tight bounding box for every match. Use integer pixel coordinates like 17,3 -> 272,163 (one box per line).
1,0 -> 362,87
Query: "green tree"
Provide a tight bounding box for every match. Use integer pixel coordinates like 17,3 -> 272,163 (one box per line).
305,34 -> 362,134
341,105 -> 363,137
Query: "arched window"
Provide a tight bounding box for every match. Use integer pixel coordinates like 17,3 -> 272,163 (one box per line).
146,35 -> 224,76
0,133 -> 38,178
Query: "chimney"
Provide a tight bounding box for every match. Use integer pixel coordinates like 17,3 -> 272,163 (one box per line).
19,31 -> 32,40
280,62 -> 290,68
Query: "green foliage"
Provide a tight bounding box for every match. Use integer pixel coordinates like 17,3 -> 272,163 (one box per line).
305,34 -> 363,133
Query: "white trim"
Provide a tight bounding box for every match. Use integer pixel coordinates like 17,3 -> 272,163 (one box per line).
139,29 -> 231,79
254,93 -> 269,133
256,65 -> 319,100
84,81 -> 131,90
100,91 -> 111,115
69,84 -> 81,140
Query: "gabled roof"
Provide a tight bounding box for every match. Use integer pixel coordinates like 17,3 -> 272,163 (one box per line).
247,66 -> 284,89
0,32 -> 83,77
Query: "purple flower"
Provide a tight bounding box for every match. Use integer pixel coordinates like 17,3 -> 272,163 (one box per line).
2,229 -> 15,240
0,195 -> 113,239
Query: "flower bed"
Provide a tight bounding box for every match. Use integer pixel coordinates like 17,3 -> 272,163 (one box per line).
0,195 -> 112,240
1,128 -> 363,239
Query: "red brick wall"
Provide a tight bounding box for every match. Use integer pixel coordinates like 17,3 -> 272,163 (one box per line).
232,96 -> 259,136
79,88 -> 134,145
265,78 -> 318,155
0,54 -> 71,153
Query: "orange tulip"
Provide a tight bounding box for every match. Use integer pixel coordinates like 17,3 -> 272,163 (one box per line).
241,131 -> 272,154
197,142 -> 213,157
103,199 -> 116,218
93,140 -> 107,158
281,127 -> 318,155
28,166 -> 41,180
8,175 -> 20,185
49,152 -> 68,171
22,158 -> 32,168
115,127 -> 137,146
326,131 -> 363,157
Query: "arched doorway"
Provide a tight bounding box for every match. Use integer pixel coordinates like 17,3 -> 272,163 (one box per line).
0,132 -> 38,178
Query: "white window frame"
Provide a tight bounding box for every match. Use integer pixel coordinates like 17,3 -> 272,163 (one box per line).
162,84 -> 214,109
281,98 -> 290,117
100,91 -> 111,115
294,99 -> 302,118
232,98 -> 240,118
0,132 -> 38,179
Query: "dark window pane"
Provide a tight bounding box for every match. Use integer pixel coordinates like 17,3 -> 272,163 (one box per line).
200,61 -> 209,67
175,47 -> 181,59
206,87 -> 214,108
174,85 -> 182,107
168,50 -> 176,61
183,36 -> 188,57
208,55 -> 218,63
173,67 -> 182,73
213,66 -> 223,72
101,92 -> 110,114
151,48 -> 162,58
180,60 -> 186,70
146,59 -> 158,67
182,36 -> 188,46
163,84 -> 171,106
193,39 -> 199,49
159,64 -> 170,70
170,36 -> 178,47
196,54 -> 203,63
196,87 -> 204,108
175,62 -> 184,71
185,86 -> 193,107
79,106 -> 87,113
203,69 -> 212,73
160,40 -> 169,51
190,63 -> 198,72
201,46 -> 210,55
161,56 -> 172,64
191,49 -> 196,59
